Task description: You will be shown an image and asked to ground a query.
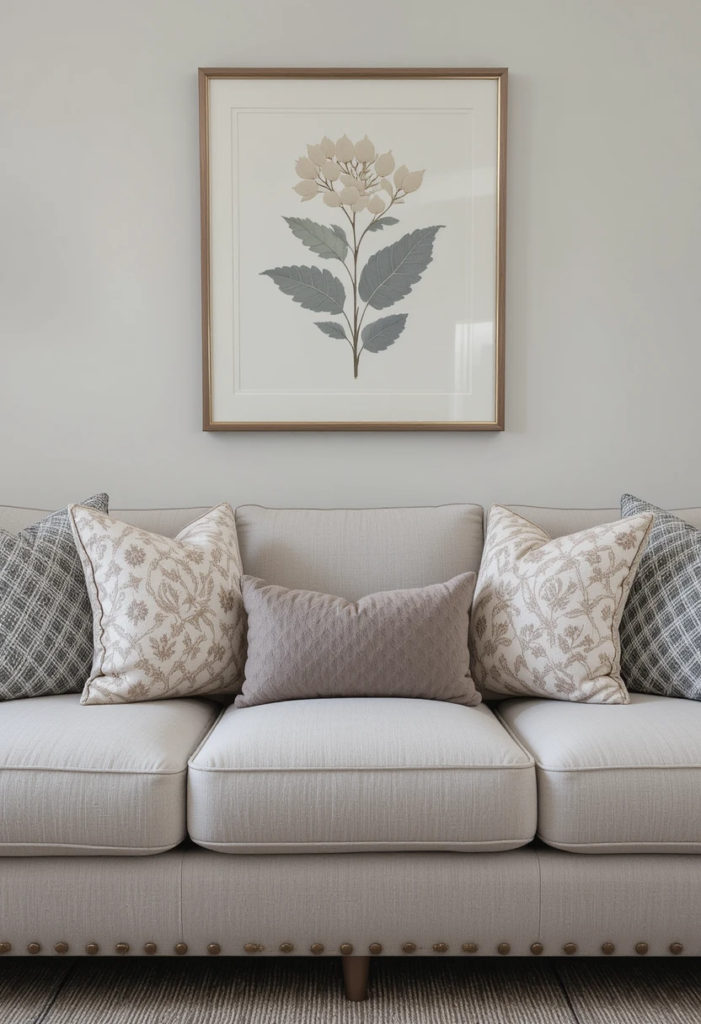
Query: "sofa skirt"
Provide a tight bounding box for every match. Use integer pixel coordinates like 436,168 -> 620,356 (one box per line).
0,844 -> 698,958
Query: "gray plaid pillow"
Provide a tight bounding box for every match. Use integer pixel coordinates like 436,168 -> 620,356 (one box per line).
620,494 -> 701,699
0,494 -> 109,700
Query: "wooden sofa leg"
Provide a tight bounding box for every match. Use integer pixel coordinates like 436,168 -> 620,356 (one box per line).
342,955 -> 370,1001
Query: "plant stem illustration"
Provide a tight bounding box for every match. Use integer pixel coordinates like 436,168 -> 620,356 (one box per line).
261,135 -> 444,379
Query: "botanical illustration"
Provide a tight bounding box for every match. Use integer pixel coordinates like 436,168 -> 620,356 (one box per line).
261,135 -> 443,379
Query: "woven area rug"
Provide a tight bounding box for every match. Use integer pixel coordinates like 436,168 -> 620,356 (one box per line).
2,956 -> 701,1024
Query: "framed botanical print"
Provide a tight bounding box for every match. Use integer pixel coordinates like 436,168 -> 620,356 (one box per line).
199,68 -> 507,431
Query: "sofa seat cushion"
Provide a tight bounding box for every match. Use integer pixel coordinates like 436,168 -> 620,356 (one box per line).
499,694 -> 701,853
188,697 -> 536,854
0,694 -> 217,855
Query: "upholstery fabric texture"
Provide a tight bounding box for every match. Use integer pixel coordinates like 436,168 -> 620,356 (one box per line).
235,572 -> 479,708
0,693 -> 217,855
503,504 -> 701,538
499,693 -> 701,853
0,493 -> 109,701
235,504 -> 484,600
619,494 -> 701,700
0,506 -> 212,538
111,508 -> 212,537
181,847 -> 541,956
537,844 -> 701,956
0,851 -> 183,953
69,503 -> 245,704
470,505 -> 654,703
4,846 -> 700,958
188,697 -> 536,854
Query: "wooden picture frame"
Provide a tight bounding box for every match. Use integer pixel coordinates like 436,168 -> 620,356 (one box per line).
199,68 -> 507,431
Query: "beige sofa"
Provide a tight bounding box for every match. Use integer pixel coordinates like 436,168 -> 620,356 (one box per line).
1,501 -> 701,1001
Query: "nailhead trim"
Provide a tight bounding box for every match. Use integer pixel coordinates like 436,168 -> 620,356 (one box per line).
0,936 -> 684,958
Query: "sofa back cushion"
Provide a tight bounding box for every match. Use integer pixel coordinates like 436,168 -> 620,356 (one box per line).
234,504 -> 484,602
505,504 -> 701,538
0,506 -> 211,538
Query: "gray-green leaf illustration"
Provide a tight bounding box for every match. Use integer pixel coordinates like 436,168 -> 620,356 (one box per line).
260,265 -> 346,314
315,321 -> 348,340
361,313 -> 408,352
359,226 -> 443,310
365,216 -> 399,233
261,135 -> 443,379
283,217 -> 349,262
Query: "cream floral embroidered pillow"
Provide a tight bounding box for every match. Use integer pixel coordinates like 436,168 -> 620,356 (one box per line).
68,503 -> 245,705
469,506 -> 654,704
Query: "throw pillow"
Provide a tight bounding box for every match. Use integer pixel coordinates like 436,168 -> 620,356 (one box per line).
69,503 -> 245,704
235,572 -> 480,708
469,505 -> 654,703
620,494 -> 701,699
0,493 -> 109,701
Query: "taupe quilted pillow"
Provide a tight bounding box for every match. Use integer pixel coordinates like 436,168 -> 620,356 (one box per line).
235,573 -> 480,708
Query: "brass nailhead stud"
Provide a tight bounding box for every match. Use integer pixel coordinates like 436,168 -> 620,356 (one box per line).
402,942 -> 417,954
85,943 -> 99,956
530,943 -> 544,956
601,942 -> 615,955
0,943 -> 11,955
207,943 -> 221,956
144,943 -> 157,955
310,943 -> 324,955
27,943 -> 41,955
563,943 -> 578,955
670,943 -> 683,956
497,943 -> 511,956
115,943 -> 129,955
174,943 -> 188,956
369,942 -> 382,955
339,943 -> 354,956
433,942 -> 448,954
636,942 -> 649,956
462,943 -> 478,954
54,942 -> 69,955
279,943 -> 294,954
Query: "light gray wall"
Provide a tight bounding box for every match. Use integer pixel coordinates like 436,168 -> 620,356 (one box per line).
1,0 -> 699,511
